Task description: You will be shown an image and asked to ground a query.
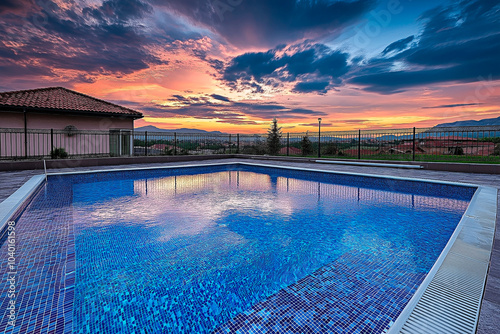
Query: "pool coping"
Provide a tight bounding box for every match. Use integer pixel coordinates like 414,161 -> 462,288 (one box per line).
0,161 -> 496,333
0,174 -> 45,232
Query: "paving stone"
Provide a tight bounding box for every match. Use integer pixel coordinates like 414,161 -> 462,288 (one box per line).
484,275 -> 500,304
477,299 -> 500,334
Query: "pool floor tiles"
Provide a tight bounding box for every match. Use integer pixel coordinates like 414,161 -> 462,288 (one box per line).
0,184 -> 75,334
214,251 -> 425,334
1,211 -> 426,334
0,164 -> 468,334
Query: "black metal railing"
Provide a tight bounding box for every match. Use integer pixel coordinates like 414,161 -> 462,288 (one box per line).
0,126 -> 499,163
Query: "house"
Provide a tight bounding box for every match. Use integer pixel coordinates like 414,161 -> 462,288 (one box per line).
0,87 -> 143,158
0,86 -> 142,130
147,144 -> 176,155
379,142 -> 425,154
279,147 -> 302,155
343,149 -> 378,156
149,144 -> 175,151
420,139 -> 495,156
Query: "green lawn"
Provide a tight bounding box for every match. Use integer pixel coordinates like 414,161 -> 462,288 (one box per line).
281,153 -> 500,164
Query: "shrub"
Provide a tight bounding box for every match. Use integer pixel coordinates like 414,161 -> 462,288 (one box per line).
494,144 -> 500,156
301,133 -> 314,156
450,146 -> 464,155
50,147 -> 68,159
322,143 -> 339,156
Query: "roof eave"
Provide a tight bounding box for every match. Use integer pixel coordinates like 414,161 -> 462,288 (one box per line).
0,105 -> 143,119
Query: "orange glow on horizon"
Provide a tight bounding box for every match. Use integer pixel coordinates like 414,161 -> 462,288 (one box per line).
68,56 -> 499,134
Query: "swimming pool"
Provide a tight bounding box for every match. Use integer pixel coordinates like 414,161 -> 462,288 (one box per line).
0,162 -> 495,333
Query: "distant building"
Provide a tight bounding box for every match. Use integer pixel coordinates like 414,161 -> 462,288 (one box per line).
279,147 -> 302,155
343,149 -> 376,156
420,139 -> 495,156
0,87 -> 143,157
149,144 -> 175,151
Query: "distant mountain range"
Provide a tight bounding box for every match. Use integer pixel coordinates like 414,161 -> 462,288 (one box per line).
135,116 -> 500,135
135,125 -> 224,134
434,116 -> 500,127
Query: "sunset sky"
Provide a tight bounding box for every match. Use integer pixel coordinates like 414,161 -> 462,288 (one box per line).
1,0 -> 499,133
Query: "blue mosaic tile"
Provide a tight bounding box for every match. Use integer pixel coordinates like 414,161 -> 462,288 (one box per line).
0,165 -> 474,333
0,182 -> 74,334
214,251 -> 426,334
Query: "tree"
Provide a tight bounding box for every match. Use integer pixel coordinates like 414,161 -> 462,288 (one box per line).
301,132 -> 314,156
450,146 -> 464,155
267,117 -> 282,155
322,142 -> 339,156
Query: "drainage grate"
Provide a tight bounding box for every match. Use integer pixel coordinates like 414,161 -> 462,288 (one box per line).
388,186 -> 497,334
400,252 -> 488,334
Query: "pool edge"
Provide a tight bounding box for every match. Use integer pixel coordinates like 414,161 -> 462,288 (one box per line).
1,161 -> 495,333
0,174 -> 45,231
385,186 -> 497,334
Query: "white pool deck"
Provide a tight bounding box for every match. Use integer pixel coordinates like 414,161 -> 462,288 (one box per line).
0,158 -> 499,333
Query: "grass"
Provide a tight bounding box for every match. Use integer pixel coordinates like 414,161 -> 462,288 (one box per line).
281,153 -> 500,164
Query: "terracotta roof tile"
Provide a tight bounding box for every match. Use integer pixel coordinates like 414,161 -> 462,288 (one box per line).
0,87 -> 143,118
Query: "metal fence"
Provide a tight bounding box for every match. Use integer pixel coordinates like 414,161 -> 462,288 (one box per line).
0,126 -> 499,163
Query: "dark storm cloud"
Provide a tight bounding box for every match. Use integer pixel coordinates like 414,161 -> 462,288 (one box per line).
0,0 -> 166,84
422,103 -> 483,109
83,0 -> 152,22
234,103 -> 287,111
215,119 -> 260,125
0,0 -> 34,14
223,50 -> 285,82
349,0 -> 500,93
210,94 -> 231,102
158,0 -> 374,48
0,61 -> 54,77
0,41 -> 17,59
221,43 -> 350,93
0,0 -> 20,13
171,95 -> 188,101
381,35 -> 414,55
298,122 -> 333,127
116,94 -> 326,124
292,81 -> 330,94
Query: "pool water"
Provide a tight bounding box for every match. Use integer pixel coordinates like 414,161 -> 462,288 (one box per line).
0,164 -> 476,333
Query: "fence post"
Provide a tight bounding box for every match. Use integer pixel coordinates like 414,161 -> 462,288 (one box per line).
287,133 -> 290,156
237,134 -> 240,154
50,129 -> 54,158
358,129 -> 361,159
145,131 -> 148,156
229,134 -> 232,154
318,123 -> 321,158
24,109 -> 28,159
174,132 -> 177,155
412,127 -> 416,161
